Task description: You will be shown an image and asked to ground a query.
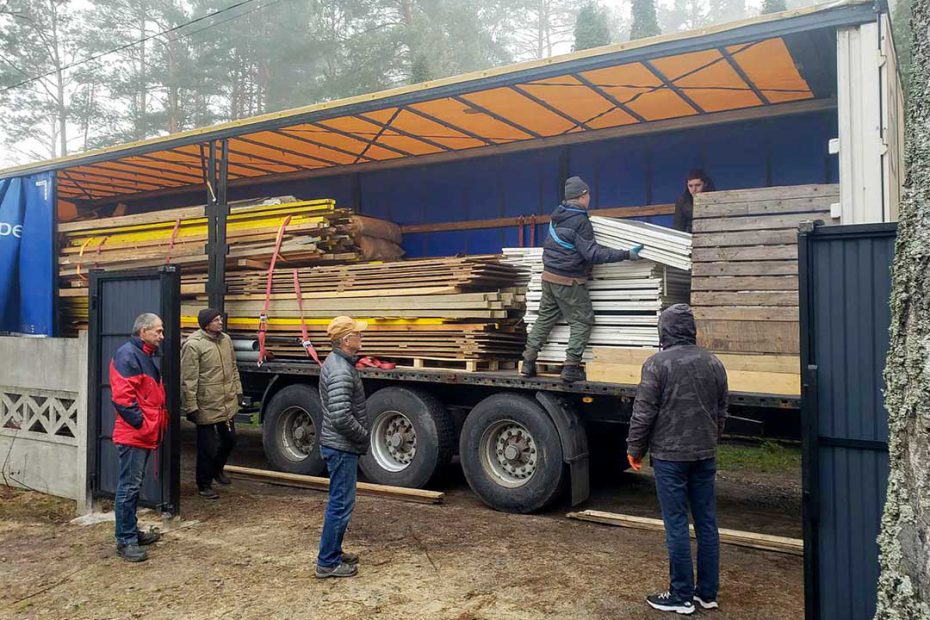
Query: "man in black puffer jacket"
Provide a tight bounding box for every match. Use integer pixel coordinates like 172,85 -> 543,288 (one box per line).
521,175 -> 643,382
315,316 -> 370,579
626,304 -> 728,615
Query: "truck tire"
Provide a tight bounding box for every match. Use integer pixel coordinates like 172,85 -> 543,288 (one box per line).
359,387 -> 454,488
459,393 -> 565,514
262,384 -> 325,476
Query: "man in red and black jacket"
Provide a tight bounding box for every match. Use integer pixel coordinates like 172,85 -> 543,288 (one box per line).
110,313 -> 168,563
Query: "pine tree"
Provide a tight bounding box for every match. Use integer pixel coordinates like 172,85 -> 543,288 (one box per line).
874,0 -> 930,616
573,2 -> 610,51
761,0 -> 786,15
630,0 -> 660,40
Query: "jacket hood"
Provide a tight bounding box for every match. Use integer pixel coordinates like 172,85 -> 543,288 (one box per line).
659,303 -> 697,348
550,202 -> 588,227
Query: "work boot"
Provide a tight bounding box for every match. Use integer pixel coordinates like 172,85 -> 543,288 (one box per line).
136,529 -> 161,546
214,471 -> 232,486
198,486 -> 219,500
560,363 -> 586,383
315,562 -> 358,579
341,552 -> 359,566
520,359 -> 537,378
117,543 -> 148,563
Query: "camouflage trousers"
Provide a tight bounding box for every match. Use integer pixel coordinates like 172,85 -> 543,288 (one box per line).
522,280 -> 595,365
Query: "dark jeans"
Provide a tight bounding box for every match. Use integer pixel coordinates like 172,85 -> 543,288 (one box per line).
114,444 -> 152,547
652,457 -> 720,603
196,419 -> 237,490
523,279 -> 595,364
317,445 -> 359,568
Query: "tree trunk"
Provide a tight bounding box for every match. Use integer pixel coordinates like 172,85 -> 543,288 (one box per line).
48,1 -> 67,156
874,1 -> 930,618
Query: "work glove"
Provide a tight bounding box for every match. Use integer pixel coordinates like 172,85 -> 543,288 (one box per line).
627,453 -> 643,471
629,244 -> 644,261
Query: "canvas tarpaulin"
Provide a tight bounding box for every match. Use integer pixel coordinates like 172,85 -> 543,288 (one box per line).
0,172 -> 55,335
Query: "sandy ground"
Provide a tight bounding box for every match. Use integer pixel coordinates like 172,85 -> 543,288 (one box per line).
0,426 -> 803,620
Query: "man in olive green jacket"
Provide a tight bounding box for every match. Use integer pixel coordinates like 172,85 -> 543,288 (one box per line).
181,308 -> 242,499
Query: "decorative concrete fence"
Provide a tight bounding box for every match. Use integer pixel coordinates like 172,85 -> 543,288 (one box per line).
0,333 -> 89,512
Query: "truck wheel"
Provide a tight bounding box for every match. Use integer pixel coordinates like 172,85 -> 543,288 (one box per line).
360,387 -> 454,488
262,384 -> 325,476
459,393 -> 565,514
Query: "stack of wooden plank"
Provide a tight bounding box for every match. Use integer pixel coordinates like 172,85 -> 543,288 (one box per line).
57,197 -> 362,334
691,184 -> 839,355
192,256 -> 526,369
586,346 -> 800,396
502,242 -> 690,363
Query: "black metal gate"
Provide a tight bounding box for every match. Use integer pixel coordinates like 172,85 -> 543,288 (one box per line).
799,222 -> 896,620
86,266 -> 181,515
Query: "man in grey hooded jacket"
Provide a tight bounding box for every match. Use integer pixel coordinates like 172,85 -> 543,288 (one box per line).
626,304 -> 728,615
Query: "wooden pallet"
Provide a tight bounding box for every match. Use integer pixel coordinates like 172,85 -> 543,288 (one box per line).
387,357 -> 519,372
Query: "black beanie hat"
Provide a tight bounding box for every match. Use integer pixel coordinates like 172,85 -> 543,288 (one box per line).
198,308 -> 222,330
564,176 -> 589,200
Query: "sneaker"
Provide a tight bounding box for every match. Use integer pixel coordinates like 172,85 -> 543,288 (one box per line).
116,543 -> 148,563
693,595 -> 719,609
198,487 -> 219,500
315,562 -> 358,579
520,360 -> 537,378
560,364 -> 586,383
341,552 -> 359,566
214,472 -> 232,486
646,592 -> 695,615
136,529 -> 161,546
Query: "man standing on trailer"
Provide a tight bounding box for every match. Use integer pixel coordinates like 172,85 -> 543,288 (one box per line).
181,308 -> 242,500
520,175 -> 643,383
315,316 -> 370,578
110,313 -> 168,563
626,303 -> 729,615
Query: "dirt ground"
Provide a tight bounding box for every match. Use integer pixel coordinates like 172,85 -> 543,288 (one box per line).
0,426 -> 804,620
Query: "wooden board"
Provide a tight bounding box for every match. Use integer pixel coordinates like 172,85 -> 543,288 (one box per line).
694,183 -> 839,205
591,347 -> 799,373
691,260 -> 798,277
690,291 -> 798,306
692,245 -> 798,262
691,276 -> 798,291
692,306 -> 799,321
224,465 -> 443,504
692,212 -> 833,233
566,510 -> 803,556
696,320 -> 799,354
690,229 -> 799,247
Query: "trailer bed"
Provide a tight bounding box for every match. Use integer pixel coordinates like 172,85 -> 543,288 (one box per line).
239,360 -> 799,409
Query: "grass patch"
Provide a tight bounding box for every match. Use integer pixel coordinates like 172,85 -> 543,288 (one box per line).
0,487 -> 75,523
716,441 -> 801,474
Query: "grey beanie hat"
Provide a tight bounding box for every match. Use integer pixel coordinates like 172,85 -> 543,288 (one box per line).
564,176 -> 589,200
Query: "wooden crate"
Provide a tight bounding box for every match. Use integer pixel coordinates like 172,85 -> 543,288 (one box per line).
690,184 -> 839,355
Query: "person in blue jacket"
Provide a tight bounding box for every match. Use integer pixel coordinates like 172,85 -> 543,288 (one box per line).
521,176 -> 643,383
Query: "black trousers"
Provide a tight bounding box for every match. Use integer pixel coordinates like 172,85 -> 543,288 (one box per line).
196,420 -> 237,489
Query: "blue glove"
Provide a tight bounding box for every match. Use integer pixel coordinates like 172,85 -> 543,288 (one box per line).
629,244 -> 644,261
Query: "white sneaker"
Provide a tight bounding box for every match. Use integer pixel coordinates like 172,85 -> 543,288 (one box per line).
694,594 -> 719,609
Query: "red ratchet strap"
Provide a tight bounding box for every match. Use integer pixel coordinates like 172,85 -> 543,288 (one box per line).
529,214 -> 537,247
517,215 -> 525,247
292,268 -> 321,365
257,216 -> 292,367
164,218 -> 182,265
355,356 -> 396,370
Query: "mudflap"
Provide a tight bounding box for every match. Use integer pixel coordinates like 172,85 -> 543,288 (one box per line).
535,391 -> 590,506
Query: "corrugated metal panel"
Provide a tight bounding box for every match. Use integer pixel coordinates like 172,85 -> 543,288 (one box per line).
800,223 -> 896,620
